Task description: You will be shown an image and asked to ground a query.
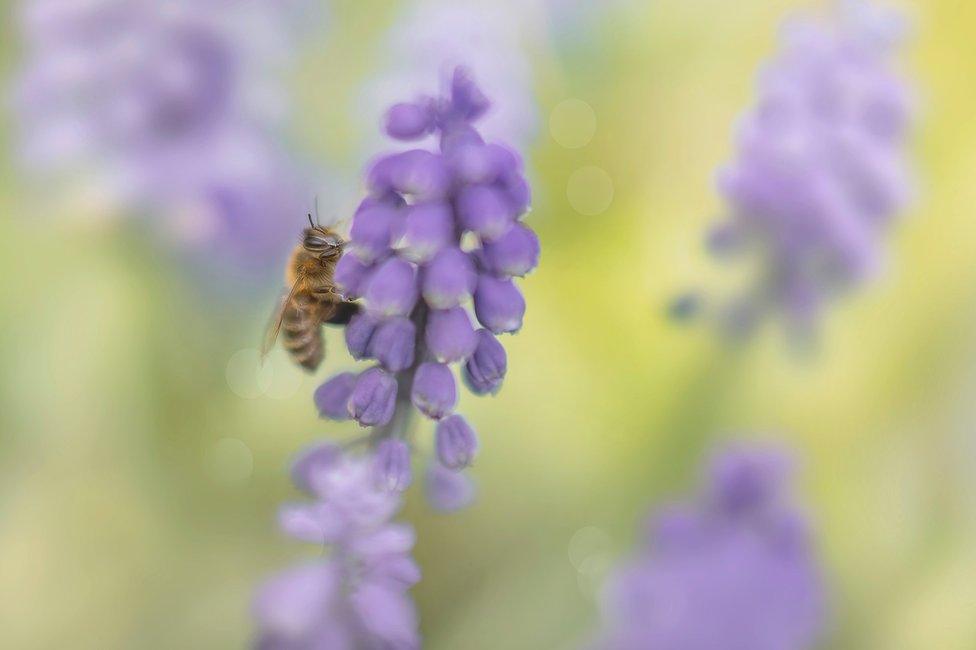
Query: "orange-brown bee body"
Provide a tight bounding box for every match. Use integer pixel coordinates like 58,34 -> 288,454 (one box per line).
263,222 -> 358,372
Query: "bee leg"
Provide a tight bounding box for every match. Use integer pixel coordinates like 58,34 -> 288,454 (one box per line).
312,286 -> 343,299
324,301 -> 360,326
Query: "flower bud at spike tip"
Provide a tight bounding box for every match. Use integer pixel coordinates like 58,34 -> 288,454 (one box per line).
365,257 -> 418,317
474,274 -> 525,333
373,438 -> 412,492
425,307 -> 477,363
314,372 -> 358,420
422,247 -> 476,309
463,329 -> 507,395
449,67 -> 490,121
384,102 -> 433,140
347,367 -> 397,427
435,414 -> 478,470
410,362 -> 457,420
368,316 -> 416,372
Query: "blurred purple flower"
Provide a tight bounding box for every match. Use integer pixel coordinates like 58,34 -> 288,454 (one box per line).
316,69 -> 537,511
254,446 -> 420,649
594,445 -> 825,650
425,461 -> 476,513
11,0 -> 317,275
700,1 -> 913,338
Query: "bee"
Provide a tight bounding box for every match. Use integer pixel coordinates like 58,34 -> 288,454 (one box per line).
262,215 -> 359,372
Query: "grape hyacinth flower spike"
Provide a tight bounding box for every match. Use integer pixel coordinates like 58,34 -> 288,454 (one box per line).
253,443 -> 420,648
318,68 -> 538,510
688,0 -> 913,342
11,0 -> 314,276
593,445 -> 825,650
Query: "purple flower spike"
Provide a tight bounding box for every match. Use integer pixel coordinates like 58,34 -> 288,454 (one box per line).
695,4 -> 914,338
365,257 -> 419,317
481,223 -> 540,277
334,253 -> 373,299
594,443 -> 824,650
374,438 -> 413,492
253,562 -> 340,646
422,247 -> 476,309
289,72 -> 535,597
261,67 -> 537,650
435,414 -> 478,470
457,185 -> 514,241
394,202 -> 455,263
349,200 -> 400,263
425,307 -> 477,363
369,316 -> 416,372
11,1 -> 312,278
463,329 -> 507,395
348,367 -> 398,427
314,373 -> 358,420
345,312 -> 381,360
410,362 -> 457,420
255,451 -> 419,648
368,149 -> 451,202
474,274 -> 525,333
425,462 -> 476,513
384,102 -> 434,140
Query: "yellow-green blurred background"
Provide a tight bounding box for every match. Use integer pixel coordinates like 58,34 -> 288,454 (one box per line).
2,0 -> 975,648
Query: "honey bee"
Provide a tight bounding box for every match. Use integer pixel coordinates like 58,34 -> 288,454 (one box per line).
262,215 -> 359,372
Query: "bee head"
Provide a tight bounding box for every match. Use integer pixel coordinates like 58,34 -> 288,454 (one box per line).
303,218 -> 343,259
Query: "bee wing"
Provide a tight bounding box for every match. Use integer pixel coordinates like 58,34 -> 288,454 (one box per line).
261,277 -> 304,360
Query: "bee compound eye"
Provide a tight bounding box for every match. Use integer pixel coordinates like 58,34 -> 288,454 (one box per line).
304,235 -> 328,249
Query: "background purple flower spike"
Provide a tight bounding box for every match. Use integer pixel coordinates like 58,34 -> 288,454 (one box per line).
593,443 -> 825,650
695,3 -> 914,340
11,0 -> 321,280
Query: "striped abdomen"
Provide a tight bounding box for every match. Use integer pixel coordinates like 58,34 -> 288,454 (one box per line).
282,295 -> 327,372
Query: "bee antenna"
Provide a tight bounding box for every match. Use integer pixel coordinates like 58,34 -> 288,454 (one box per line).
313,195 -> 322,227
307,213 -> 314,228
